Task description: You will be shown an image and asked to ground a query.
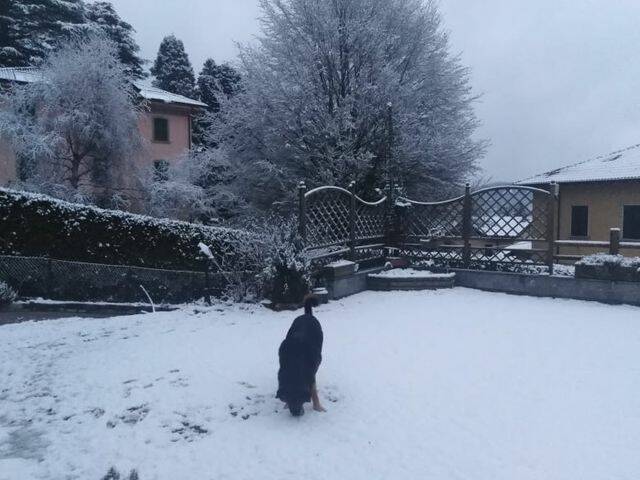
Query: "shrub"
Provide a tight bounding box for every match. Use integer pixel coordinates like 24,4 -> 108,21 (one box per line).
255,217 -> 310,305
207,215 -> 310,303
0,281 -> 17,306
0,188 -> 254,271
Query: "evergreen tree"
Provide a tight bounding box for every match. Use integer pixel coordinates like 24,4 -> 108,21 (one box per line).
193,59 -> 241,147
150,35 -> 196,98
0,0 -> 21,66
197,59 -> 241,113
0,0 -> 87,67
85,1 -> 146,79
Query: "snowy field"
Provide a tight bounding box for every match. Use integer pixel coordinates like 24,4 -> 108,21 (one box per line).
1,289 -> 640,480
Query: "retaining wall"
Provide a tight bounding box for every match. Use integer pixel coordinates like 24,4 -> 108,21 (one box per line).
453,269 -> 640,306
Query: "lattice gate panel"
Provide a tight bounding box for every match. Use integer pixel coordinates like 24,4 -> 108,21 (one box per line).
355,201 -> 386,242
471,187 -> 548,240
305,188 -> 351,249
401,198 -> 464,241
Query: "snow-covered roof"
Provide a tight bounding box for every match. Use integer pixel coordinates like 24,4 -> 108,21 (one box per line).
518,144 -> 640,185
133,82 -> 206,108
0,66 -> 43,83
0,67 -> 205,108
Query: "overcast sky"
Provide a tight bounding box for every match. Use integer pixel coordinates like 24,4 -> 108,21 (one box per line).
110,0 -> 640,182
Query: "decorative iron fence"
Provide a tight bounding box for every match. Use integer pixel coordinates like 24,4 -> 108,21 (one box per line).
0,255 -> 249,303
299,182 -> 558,273
298,181 -> 388,264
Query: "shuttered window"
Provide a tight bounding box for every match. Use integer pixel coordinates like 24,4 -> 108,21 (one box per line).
570,206 -> 588,237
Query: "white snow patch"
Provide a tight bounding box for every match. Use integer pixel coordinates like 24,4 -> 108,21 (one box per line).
369,268 -> 455,279
325,259 -> 355,268
1,291 -> 639,479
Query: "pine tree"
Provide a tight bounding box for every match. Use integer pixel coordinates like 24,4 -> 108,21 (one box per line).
197,59 -> 241,113
0,0 -> 20,66
150,35 -> 196,98
0,0 -> 87,67
85,1 -> 146,79
193,59 -> 241,147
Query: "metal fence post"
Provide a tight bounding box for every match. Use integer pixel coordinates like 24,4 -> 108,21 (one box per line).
298,181 -> 307,241
203,262 -> 211,305
46,258 -> 53,298
546,183 -> 558,275
462,184 -> 472,269
609,228 -> 621,255
348,181 -> 356,260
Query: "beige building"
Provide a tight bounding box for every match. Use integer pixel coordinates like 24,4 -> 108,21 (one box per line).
0,67 -> 206,208
519,144 -> 640,258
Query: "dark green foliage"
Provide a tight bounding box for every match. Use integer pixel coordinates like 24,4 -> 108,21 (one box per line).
197,59 -> 241,113
0,188 -> 251,271
193,59 -> 241,147
0,0 -> 87,67
150,35 -> 196,98
85,1 -> 146,79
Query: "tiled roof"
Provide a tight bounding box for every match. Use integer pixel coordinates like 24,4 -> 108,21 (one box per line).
0,67 -> 206,108
518,144 -> 640,185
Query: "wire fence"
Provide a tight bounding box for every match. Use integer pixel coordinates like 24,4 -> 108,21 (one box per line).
0,255 -> 252,304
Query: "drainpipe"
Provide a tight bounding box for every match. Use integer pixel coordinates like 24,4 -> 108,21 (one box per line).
556,184 -> 561,255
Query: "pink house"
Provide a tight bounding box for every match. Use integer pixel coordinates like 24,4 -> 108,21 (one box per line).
0,67 -> 206,207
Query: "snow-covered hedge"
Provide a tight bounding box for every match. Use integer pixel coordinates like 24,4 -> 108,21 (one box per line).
576,253 -> 640,282
576,253 -> 640,269
0,281 -> 17,306
0,188 -> 254,271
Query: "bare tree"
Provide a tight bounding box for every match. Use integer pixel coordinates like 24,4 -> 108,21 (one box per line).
213,0 -> 487,210
0,34 -> 143,204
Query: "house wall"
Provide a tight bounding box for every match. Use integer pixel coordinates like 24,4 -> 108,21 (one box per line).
136,103 -> 192,170
0,101 -> 196,210
557,181 -> 640,257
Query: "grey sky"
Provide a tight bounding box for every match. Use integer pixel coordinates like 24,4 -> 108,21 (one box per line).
110,0 -> 640,182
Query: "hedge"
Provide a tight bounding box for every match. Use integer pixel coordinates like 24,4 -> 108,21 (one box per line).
0,188 -> 254,271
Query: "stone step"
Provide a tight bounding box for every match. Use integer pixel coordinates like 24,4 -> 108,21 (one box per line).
367,271 -> 456,291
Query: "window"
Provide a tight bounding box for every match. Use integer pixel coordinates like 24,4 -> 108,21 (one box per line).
623,205 -> 640,240
153,159 -> 169,182
570,205 -> 588,237
153,117 -> 169,142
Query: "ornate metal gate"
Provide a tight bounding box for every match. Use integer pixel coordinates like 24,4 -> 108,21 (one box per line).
298,181 -> 557,272
298,181 -> 388,263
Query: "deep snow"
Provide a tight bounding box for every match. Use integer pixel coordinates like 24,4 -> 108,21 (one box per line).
1,289 -> 640,480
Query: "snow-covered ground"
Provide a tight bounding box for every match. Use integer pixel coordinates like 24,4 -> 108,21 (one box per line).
1,289 -> 640,480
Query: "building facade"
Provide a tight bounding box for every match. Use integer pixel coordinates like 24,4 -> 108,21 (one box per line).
0,67 -> 205,208
519,144 -> 640,258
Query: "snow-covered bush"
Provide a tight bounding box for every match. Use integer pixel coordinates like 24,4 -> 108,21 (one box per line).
255,217 -> 310,305
210,215 -> 310,304
0,281 -> 17,307
142,149 -> 246,222
575,253 -> 640,282
576,253 -> 640,269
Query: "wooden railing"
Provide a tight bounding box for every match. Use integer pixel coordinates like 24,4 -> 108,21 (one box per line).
553,228 -> 640,262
